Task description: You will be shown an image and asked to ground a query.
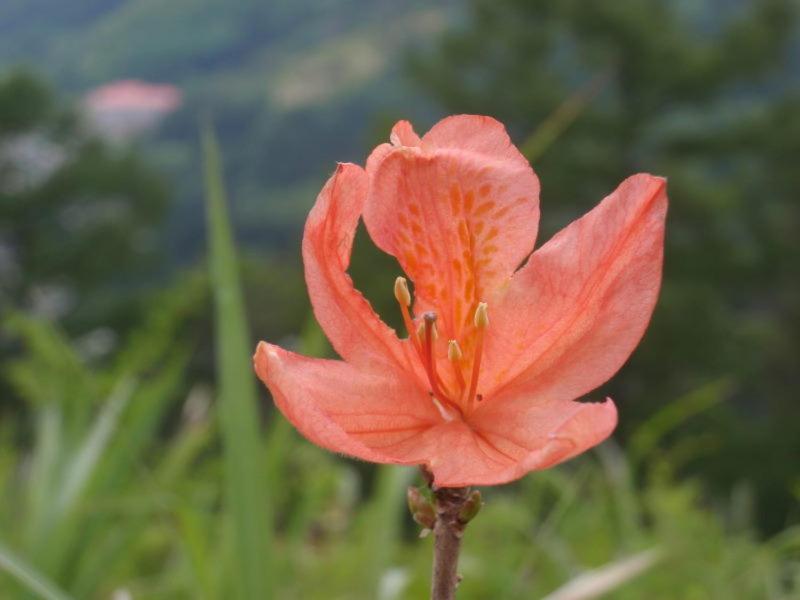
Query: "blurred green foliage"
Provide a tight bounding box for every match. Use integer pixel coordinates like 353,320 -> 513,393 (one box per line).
410,0 -> 800,534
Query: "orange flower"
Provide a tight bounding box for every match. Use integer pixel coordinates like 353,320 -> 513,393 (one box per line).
254,116 -> 667,487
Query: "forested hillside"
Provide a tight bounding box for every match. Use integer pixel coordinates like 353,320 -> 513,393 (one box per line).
0,0 -> 455,260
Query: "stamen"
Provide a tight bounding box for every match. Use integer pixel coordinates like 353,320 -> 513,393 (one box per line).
467,302 -> 488,410
394,276 -> 421,355
447,339 -> 463,362
448,339 -> 466,398
392,276 -> 464,418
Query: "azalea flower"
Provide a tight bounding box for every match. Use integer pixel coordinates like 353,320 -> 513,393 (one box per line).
254,115 -> 667,487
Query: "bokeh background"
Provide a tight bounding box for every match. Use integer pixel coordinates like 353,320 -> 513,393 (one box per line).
0,1 -> 798,598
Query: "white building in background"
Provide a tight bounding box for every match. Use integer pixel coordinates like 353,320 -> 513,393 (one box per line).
83,80 -> 183,142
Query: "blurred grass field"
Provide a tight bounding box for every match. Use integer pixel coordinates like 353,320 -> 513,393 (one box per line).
0,130 -> 797,600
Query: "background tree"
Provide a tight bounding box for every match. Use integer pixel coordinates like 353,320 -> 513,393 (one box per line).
0,70 -> 169,341
410,0 -> 800,533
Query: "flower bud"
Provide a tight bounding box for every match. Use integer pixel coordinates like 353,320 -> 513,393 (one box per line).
457,490 -> 483,524
407,486 -> 436,529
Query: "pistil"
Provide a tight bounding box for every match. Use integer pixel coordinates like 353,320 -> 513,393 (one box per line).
422,313 -> 450,403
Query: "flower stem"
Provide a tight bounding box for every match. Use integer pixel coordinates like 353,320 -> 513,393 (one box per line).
431,486 -> 471,600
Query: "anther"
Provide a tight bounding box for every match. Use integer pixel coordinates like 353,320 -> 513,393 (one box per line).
394,276 -> 411,307
447,340 -> 463,362
394,276 -> 421,355
474,302 -> 489,328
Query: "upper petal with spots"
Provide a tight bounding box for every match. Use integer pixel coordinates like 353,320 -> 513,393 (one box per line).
363,116 -> 540,344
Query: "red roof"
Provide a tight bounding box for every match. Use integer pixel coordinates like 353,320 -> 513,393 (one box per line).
85,80 -> 182,113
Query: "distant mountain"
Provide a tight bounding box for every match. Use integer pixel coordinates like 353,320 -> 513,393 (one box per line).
0,0 -> 458,261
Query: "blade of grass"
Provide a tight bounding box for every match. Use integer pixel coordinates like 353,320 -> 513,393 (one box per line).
24,406 -> 61,552
56,377 -> 137,517
542,548 -> 661,600
203,123 -> 272,599
356,466 -> 416,595
628,378 -> 731,466
0,541 -> 74,600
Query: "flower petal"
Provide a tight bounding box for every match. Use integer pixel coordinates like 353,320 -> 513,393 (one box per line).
390,120 -> 422,147
484,174 -> 668,402
303,163 -> 408,370
371,395 -> 616,487
363,116 -> 540,342
254,342 -> 442,462
254,341 -> 615,488
365,120 -> 421,176
422,115 -> 535,170
462,396 -> 618,486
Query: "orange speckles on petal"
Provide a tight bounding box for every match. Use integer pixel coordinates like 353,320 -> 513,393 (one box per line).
411,221 -> 423,236
451,258 -> 463,278
492,205 -> 511,220
463,189 -> 475,212
484,226 -> 499,242
458,221 -> 470,246
475,201 -> 496,217
479,183 -> 491,197
414,242 -> 429,257
409,204 -> 421,217
473,221 -> 485,236
464,278 -> 475,298
483,244 -> 498,256
449,185 -> 462,213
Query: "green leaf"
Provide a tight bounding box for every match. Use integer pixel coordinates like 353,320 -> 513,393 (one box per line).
203,123 -> 273,599
0,541 -> 74,600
